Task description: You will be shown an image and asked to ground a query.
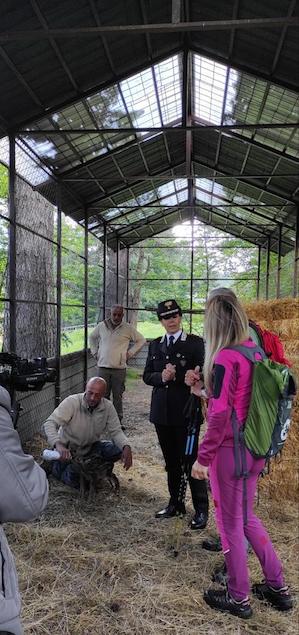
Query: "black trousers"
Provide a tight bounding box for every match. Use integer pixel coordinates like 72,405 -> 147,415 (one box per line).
155,424 -> 209,513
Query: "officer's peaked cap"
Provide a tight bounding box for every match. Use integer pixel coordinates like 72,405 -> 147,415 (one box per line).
157,299 -> 182,319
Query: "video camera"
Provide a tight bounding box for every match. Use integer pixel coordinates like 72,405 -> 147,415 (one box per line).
0,352 -> 56,392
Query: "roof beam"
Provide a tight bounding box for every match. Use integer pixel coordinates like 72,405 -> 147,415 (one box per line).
62,173 -> 298,182
1,18 -> 298,40
18,122 -> 299,134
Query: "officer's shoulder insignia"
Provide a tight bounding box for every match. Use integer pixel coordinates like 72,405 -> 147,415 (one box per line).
181,332 -> 187,341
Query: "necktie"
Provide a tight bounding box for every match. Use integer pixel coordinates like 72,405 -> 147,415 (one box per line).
168,335 -> 175,352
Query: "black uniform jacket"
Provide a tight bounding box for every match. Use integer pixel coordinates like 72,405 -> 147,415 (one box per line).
143,332 -> 205,427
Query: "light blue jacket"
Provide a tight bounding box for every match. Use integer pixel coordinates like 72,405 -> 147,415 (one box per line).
0,386 -> 48,632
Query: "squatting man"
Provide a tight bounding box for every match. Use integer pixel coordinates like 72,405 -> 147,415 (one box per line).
43,376 -> 132,488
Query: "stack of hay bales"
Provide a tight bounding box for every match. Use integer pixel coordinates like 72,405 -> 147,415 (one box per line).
243,298 -> 299,503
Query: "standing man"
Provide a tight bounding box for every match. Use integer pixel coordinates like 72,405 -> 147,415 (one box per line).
89,305 -> 146,428
143,299 -> 208,530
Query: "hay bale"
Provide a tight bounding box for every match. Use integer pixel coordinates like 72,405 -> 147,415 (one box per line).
244,298 -> 299,321
243,297 -> 299,504
268,319 -> 299,341
260,400 -> 299,502
284,341 -> 299,357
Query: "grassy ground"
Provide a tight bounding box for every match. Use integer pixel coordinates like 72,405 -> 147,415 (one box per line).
12,376 -> 299,635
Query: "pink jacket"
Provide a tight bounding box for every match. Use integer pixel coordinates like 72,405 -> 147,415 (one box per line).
198,340 -> 259,467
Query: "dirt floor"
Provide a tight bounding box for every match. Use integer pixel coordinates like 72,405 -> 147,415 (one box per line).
6,376 -> 299,635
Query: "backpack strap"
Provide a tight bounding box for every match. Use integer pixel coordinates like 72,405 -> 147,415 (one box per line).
226,344 -> 266,363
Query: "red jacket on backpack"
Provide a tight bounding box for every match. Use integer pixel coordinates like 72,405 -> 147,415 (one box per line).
249,320 -> 291,367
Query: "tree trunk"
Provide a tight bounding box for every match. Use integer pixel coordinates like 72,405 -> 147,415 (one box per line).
4,178 -> 56,358
129,247 -> 149,327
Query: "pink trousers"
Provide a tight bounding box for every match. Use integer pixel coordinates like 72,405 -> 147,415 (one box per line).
210,446 -> 285,600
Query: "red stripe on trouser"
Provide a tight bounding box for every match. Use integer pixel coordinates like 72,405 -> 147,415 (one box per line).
209,446 -> 285,600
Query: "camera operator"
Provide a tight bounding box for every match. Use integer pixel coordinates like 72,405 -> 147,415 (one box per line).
0,384 -> 48,635
143,299 -> 209,529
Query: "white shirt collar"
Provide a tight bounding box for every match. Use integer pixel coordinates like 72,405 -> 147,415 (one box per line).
165,330 -> 182,344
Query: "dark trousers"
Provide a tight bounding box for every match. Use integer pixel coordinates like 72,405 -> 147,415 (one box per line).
52,441 -> 122,489
155,424 -> 208,513
98,367 -> 126,422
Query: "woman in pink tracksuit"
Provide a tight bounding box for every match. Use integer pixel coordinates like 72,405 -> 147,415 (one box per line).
188,288 -> 292,619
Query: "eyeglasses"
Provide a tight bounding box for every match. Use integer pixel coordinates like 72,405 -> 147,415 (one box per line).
161,312 -> 180,320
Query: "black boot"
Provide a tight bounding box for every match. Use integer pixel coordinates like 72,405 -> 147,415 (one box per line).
155,502 -> 186,519
252,582 -> 293,611
203,589 -> 253,619
190,476 -> 209,530
190,510 -> 208,530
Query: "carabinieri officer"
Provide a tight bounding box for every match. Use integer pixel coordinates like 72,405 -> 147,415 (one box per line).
143,299 -> 208,530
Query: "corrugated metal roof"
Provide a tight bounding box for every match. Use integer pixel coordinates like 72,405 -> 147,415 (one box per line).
0,1 -> 298,252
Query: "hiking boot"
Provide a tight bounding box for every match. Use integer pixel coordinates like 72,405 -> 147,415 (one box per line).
211,561 -> 228,586
202,536 -> 222,552
203,589 -> 253,619
252,582 -> 293,611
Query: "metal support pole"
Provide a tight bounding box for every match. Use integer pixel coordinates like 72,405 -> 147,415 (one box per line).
8,135 -> 16,353
116,238 -> 119,303
256,246 -> 261,300
55,184 -> 62,407
103,224 -> 107,319
83,208 -> 88,387
190,214 -> 194,333
126,246 -> 130,322
276,224 -> 282,298
183,47 -> 194,333
172,0 -> 181,23
294,208 -> 299,297
265,236 -> 271,300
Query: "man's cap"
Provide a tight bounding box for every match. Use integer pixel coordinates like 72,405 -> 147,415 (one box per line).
157,299 -> 182,319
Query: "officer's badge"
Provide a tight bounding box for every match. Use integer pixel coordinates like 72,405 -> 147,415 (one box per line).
176,353 -> 181,358
165,301 -> 173,309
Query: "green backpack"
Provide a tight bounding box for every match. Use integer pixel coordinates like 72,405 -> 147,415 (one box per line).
229,344 -> 296,466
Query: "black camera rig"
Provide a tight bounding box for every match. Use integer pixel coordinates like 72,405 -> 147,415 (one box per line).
0,352 -> 56,392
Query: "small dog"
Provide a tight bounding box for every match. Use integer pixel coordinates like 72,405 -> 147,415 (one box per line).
71,453 -> 120,502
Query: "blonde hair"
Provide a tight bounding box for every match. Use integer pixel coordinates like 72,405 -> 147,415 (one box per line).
203,288 -> 249,394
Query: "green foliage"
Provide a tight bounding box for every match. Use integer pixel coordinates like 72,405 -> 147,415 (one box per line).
0,164 -> 8,198
129,223 -> 262,321
0,165 -> 8,296
60,215 -> 103,327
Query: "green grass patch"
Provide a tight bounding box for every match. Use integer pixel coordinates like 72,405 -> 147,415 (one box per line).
136,321 -> 164,338
125,366 -> 142,390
